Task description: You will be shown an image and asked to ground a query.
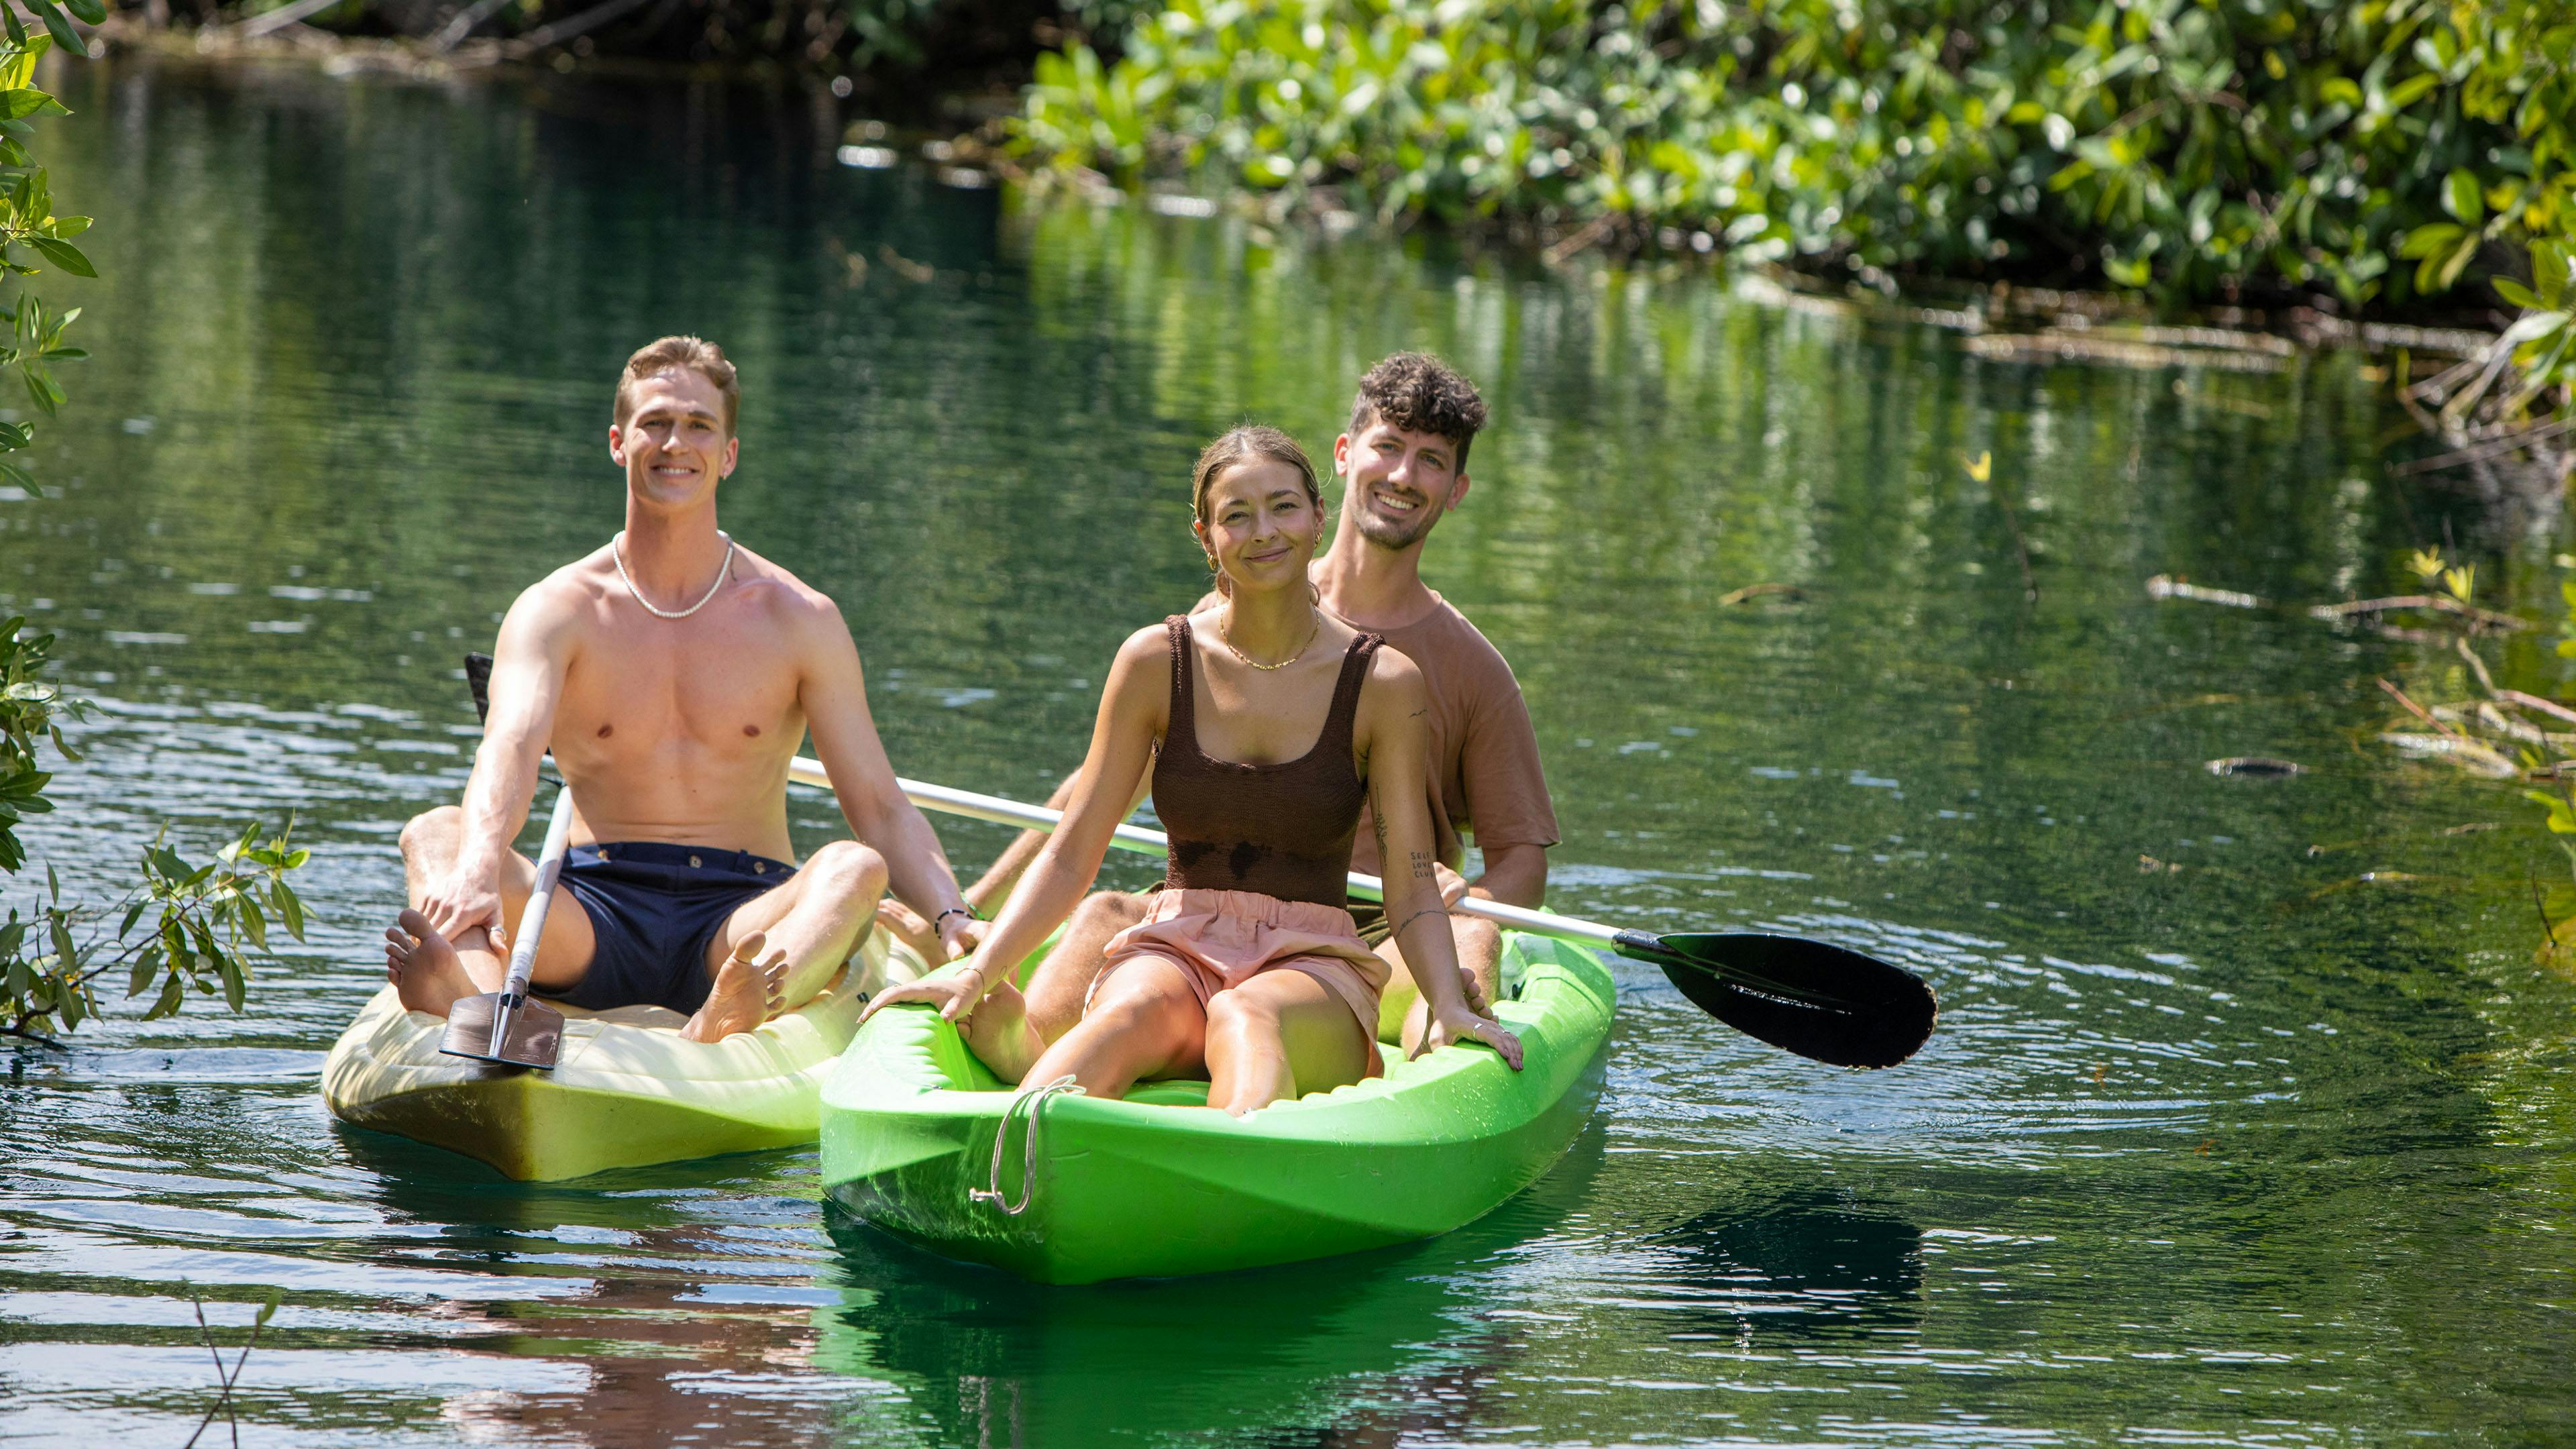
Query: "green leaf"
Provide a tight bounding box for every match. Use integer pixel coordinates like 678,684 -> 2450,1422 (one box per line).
270,880 -> 306,941
21,364 -> 62,418
2385,73 -> 2438,111
62,0 -> 103,25
1,7 -> 25,48
2400,222 -> 2464,260
19,0 -> 83,57
237,894 -> 266,951
27,238 -> 93,278
125,942 -> 157,997
143,967 -> 182,1020
0,89 -> 63,121
256,1286 -> 280,1327
2443,169 -> 2484,225
214,949 -> 246,1012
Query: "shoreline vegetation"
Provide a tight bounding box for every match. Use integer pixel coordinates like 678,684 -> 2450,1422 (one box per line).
72,0 -> 2576,488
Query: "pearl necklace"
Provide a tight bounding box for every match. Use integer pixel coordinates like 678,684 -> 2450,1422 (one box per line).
1219,604 -> 1320,672
612,531 -> 734,619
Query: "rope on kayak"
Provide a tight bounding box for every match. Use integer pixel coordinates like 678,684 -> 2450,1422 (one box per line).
971,1073 -> 1083,1216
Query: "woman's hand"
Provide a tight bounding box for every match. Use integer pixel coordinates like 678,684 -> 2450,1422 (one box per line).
1413,998 -> 1523,1070
858,962 -> 991,1026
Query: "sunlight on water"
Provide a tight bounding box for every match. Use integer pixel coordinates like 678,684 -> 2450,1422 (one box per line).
2,55 -> 2572,1448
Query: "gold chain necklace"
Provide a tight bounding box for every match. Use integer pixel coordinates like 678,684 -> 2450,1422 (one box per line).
1219,605 -> 1320,672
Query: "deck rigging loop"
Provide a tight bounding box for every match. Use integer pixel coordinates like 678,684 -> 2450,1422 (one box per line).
971,1074 -> 1085,1216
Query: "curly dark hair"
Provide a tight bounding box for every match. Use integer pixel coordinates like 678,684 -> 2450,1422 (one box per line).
1346,353 -> 1488,470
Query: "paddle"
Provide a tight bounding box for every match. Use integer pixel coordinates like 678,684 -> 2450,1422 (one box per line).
436,783 -> 574,1070
782,759 -> 1938,1069
456,655 -> 1933,1067
443,651 -> 570,1070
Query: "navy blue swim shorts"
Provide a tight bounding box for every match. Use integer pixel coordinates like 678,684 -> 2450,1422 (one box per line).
545,841 -> 795,1016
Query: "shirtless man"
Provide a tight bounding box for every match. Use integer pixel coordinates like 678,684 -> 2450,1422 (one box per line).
383,336 -> 983,1041
959,353 -> 1556,1052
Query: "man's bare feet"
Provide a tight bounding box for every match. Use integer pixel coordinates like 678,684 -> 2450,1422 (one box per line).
961,976 -> 1048,1083
384,908 -> 480,1018
684,930 -> 787,1043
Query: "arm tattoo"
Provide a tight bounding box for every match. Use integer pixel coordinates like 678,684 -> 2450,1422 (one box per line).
1391,907 -> 1450,946
1409,849 -> 1436,881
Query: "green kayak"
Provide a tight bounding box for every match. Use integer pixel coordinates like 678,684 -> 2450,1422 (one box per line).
817,932 -> 1617,1283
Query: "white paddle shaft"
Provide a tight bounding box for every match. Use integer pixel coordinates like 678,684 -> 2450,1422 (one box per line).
502,787 -> 578,1002
786,756 -> 1625,949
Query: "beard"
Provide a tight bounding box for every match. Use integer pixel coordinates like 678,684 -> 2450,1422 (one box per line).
1351,489 -> 1444,551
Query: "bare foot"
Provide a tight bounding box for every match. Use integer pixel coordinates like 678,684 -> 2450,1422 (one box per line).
961,976 -> 1046,1083
384,908 -> 480,1018
684,930 -> 786,1043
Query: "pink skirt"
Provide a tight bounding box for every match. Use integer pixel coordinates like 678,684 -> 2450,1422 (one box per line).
1093,888 -> 1391,1075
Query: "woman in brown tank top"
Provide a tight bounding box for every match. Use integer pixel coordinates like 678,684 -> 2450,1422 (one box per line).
861,427 -> 1521,1114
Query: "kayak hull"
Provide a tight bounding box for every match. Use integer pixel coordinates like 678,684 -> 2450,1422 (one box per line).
323,932 -> 913,1181
819,933 -> 1616,1283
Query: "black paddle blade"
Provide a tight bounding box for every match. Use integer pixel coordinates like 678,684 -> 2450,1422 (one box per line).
1617,930 -> 1937,1069
464,651 -> 494,724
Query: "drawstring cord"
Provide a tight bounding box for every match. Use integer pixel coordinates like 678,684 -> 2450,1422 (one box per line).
969,1073 -> 1083,1216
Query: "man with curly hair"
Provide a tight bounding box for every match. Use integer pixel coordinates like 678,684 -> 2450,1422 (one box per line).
945,352 -> 1557,1056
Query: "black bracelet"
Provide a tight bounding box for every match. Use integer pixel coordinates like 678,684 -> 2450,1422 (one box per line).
932,906 -> 979,931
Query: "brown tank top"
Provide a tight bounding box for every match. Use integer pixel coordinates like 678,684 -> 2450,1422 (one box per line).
1155,614 -> 1381,909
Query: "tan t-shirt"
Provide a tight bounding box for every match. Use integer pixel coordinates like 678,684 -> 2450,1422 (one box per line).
1191,589 -> 1558,875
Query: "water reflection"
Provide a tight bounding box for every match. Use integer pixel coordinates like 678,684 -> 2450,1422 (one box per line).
812,1138 -> 1596,1449
1647,1189 -> 1925,1337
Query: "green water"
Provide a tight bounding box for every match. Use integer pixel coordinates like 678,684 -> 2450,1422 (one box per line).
3,56 -> 2573,1448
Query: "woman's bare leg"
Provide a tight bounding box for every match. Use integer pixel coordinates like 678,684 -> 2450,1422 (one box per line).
1018,955 -> 1207,1101
1203,970 -> 1371,1116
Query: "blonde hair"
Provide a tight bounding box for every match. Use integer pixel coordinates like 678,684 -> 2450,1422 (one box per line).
613,335 -> 739,433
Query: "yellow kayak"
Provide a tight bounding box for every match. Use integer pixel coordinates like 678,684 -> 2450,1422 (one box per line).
323,931 -> 920,1181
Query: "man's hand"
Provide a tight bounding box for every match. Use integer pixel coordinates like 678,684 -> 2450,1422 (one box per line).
1413,999 -> 1522,1070
873,900 -> 989,967
935,914 -> 989,965
419,863 -> 508,951
1431,861 -> 1470,908
874,899 -> 939,965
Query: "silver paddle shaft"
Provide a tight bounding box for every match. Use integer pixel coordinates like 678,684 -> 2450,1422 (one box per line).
785,757 -> 1624,949
490,787 -> 578,1051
